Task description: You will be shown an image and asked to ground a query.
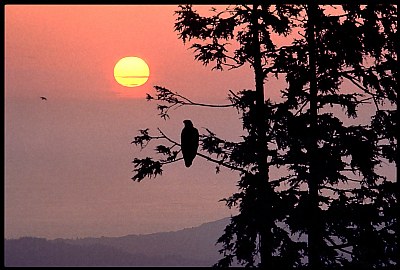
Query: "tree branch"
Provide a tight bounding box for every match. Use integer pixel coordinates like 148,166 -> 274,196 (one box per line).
157,128 -> 249,174
321,185 -> 355,193
161,157 -> 184,165
325,236 -> 354,255
169,89 -> 235,108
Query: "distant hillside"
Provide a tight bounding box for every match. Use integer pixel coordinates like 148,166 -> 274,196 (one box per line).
4,217 -> 231,267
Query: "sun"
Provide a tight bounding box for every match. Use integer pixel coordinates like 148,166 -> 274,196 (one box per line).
114,57 -> 150,87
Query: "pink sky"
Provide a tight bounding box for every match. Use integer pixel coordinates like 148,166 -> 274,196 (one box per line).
5,5 -> 394,240
5,5 -> 270,239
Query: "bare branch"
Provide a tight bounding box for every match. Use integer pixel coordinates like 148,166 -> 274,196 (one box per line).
341,74 -> 375,97
161,157 -> 184,165
172,90 -> 235,108
148,86 -> 238,119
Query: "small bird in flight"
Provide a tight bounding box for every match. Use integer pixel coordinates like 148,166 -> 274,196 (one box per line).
40,96 -> 47,101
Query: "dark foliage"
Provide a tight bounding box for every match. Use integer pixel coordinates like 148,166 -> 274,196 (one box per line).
131,4 -> 397,269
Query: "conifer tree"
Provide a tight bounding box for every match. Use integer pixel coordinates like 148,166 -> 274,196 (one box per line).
131,4 -> 397,268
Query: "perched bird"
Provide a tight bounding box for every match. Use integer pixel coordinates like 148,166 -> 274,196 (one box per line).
181,119 -> 199,168
40,96 -> 47,101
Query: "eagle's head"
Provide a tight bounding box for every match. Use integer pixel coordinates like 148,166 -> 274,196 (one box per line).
183,119 -> 193,127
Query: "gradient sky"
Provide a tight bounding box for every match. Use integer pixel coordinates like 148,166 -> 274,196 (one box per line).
5,5 -> 395,240
5,4 -> 275,239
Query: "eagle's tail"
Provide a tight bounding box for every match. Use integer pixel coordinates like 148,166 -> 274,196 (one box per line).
184,160 -> 193,167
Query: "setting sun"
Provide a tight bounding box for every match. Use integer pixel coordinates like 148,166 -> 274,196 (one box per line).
114,56 -> 150,87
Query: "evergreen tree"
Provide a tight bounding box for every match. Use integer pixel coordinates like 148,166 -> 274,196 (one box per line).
131,4 -> 397,268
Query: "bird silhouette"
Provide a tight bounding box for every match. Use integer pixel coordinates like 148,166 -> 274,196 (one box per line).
40,96 -> 47,101
181,119 -> 199,168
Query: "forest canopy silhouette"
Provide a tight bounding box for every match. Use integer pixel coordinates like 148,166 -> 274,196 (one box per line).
131,4 -> 398,269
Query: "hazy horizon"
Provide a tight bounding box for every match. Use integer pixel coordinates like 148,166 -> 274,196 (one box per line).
4,215 -> 231,241
4,5 -> 395,242
5,5 -> 252,240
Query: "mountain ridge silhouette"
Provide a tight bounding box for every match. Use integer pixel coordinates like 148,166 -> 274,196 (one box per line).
5,217 -> 231,267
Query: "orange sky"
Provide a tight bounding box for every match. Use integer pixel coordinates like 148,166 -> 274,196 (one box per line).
5,5 -> 267,101
5,5 -> 258,239
5,5 -> 394,240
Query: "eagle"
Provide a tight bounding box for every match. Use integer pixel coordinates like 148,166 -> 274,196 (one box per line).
181,119 -> 199,168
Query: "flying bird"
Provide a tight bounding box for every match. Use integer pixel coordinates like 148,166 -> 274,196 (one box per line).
40,96 -> 47,101
181,119 -> 199,168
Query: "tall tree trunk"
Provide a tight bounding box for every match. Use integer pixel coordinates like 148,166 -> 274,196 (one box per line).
306,4 -> 322,270
251,3 -> 273,268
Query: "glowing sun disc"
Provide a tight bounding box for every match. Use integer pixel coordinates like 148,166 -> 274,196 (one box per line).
114,57 -> 150,87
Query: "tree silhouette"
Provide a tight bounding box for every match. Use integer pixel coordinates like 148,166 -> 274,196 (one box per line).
272,4 -> 398,268
131,4 -> 397,268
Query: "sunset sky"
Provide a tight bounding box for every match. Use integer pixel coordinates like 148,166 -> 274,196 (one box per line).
5,5 -> 395,240
5,4 -> 271,239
